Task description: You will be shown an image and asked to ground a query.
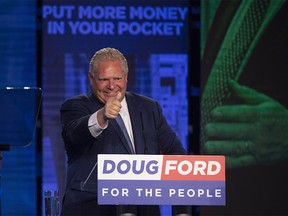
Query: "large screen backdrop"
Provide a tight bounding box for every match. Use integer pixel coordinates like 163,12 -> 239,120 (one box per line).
42,0 -> 190,214
200,0 -> 288,215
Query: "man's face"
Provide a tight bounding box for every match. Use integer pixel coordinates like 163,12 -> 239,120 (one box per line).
89,60 -> 128,103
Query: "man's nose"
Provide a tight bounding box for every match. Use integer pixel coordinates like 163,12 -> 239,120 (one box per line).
107,80 -> 115,89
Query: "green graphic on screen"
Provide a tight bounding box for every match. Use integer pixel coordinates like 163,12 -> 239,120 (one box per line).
200,0 -> 288,168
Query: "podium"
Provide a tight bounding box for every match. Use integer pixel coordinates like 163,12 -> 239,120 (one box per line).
80,154 -> 226,206
0,87 -> 42,215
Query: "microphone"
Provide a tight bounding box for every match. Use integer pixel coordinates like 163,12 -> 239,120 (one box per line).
140,112 -> 148,154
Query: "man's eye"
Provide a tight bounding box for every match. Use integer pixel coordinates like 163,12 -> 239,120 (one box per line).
98,79 -> 107,82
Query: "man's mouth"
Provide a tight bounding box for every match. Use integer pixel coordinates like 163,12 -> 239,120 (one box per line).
105,91 -> 118,97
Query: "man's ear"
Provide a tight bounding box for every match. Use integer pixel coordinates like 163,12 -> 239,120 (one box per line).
88,72 -> 93,79
88,72 -> 94,85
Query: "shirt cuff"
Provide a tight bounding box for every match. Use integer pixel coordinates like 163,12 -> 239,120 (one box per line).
88,110 -> 108,138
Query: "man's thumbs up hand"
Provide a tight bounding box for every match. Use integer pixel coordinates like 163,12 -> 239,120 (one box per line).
116,92 -> 122,102
103,92 -> 122,119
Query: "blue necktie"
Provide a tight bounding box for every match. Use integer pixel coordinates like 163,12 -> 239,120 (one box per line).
116,114 -> 135,154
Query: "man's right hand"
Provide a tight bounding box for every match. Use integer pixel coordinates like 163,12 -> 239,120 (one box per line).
97,93 -> 122,127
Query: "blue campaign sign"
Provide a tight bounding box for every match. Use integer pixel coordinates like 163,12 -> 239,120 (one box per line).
97,154 -> 226,206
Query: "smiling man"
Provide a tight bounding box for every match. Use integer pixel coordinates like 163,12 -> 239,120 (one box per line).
60,47 -> 191,216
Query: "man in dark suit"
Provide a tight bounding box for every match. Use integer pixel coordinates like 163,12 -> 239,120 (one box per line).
60,47 -> 190,216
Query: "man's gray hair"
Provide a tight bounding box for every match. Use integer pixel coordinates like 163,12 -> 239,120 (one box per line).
89,47 -> 128,74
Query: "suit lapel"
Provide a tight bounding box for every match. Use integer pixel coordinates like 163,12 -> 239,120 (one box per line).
126,92 -> 146,154
110,119 -> 134,154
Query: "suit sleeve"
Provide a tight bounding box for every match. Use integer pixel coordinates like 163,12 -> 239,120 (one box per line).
60,97 -> 95,161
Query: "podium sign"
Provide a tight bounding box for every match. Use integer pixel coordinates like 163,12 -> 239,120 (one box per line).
98,154 -> 225,205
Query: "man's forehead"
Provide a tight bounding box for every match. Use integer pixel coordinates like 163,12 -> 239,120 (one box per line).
96,73 -> 126,79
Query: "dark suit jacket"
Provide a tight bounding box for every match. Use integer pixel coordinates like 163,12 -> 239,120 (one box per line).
60,91 -> 187,216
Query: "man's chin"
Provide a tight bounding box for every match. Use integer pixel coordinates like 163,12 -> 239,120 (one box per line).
106,93 -> 118,98
97,92 -> 121,102
101,93 -> 118,101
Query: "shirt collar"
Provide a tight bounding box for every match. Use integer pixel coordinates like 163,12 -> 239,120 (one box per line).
120,96 -> 128,116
